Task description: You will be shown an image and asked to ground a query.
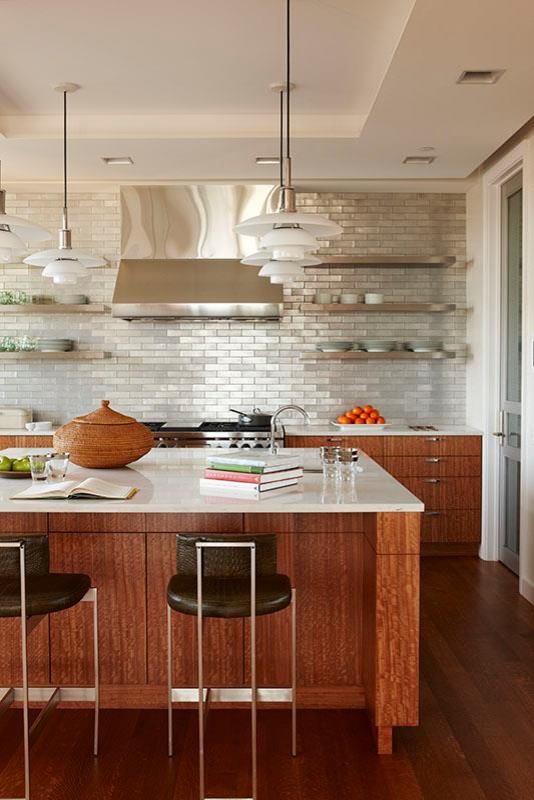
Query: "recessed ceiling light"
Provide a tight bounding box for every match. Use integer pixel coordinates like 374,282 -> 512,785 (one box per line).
255,157 -> 280,165
403,156 -> 436,165
101,156 -> 134,166
457,70 -> 505,85
419,146 -> 436,152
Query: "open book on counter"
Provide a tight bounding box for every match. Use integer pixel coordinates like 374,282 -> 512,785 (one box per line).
11,478 -> 139,501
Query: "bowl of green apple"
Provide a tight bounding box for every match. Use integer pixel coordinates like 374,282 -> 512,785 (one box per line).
0,455 -> 32,477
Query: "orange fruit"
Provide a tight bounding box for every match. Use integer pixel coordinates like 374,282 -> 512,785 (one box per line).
360,412 -> 369,419
355,418 -> 365,424
363,404 -> 374,413
352,406 -> 363,416
369,410 -> 379,420
377,416 -> 386,424
338,415 -> 351,424
366,417 -> 376,424
346,411 -> 357,420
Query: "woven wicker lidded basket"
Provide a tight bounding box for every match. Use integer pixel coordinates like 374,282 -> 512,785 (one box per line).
53,400 -> 153,469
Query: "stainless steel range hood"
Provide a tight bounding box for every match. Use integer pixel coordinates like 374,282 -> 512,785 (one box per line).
112,259 -> 283,319
112,185 -> 283,319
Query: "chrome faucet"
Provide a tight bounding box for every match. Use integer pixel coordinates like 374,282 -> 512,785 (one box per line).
270,404 -> 310,453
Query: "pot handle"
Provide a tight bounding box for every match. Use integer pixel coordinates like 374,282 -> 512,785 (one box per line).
229,407 -> 253,421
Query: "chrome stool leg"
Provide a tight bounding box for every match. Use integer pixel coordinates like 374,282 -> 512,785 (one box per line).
167,603 -> 173,758
291,587 -> 297,757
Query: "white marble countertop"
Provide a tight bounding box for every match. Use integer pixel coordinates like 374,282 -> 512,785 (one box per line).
284,424 -> 483,437
0,447 -> 424,514
0,429 -> 56,436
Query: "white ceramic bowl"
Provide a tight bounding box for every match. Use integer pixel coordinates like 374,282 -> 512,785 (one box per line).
33,421 -> 53,431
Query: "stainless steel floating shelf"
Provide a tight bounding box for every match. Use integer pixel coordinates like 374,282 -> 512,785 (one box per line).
0,304 -> 107,314
301,303 -> 457,313
301,351 -> 456,361
309,256 -> 457,267
0,351 -> 112,360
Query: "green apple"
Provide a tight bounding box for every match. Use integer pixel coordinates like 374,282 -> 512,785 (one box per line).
0,456 -> 12,471
12,457 -> 31,472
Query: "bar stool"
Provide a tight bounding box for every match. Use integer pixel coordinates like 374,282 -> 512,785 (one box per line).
167,534 -> 296,800
0,535 -> 99,800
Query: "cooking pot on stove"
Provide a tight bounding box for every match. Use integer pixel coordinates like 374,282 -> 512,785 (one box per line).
229,407 -> 272,427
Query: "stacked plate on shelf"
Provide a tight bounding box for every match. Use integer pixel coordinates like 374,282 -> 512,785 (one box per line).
35,338 -> 74,352
316,341 -> 353,352
405,340 -> 443,352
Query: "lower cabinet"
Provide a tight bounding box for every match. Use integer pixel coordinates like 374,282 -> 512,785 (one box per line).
285,434 -> 482,553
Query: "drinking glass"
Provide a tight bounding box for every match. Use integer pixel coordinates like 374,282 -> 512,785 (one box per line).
46,453 -> 70,482
29,454 -> 50,482
319,445 -> 340,478
335,447 -> 359,481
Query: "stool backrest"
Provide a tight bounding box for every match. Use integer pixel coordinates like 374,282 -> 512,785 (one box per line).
176,534 -> 277,577
0,535 -> 49,577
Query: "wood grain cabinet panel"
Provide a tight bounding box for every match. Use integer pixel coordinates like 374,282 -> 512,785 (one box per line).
0,618 -> 49,686
421,510 -> 481,543
0,435 -> 18,449
401,476 -> 482,510
285,435 -> 384,458
295,532 -> 363,687
384,455 -> 482,478
49,532 -> 147,686
15,435 -> 54,448
384,436 -> 482,457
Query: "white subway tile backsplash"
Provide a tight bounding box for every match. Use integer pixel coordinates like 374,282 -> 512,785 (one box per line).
0,190 -> 466,425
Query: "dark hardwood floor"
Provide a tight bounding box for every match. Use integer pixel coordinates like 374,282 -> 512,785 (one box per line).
1,557 -> 533,799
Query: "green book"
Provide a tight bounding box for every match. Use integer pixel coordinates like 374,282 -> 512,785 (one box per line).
208,462 -> 265,474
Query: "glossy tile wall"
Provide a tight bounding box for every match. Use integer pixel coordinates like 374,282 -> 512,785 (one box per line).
0,190 -> 466,425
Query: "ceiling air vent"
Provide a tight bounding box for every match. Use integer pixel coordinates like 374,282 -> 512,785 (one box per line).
403,156 -> 436,165
457,70 -> 504,85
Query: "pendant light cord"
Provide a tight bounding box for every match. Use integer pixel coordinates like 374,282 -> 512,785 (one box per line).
63,90 -> 68,227
279,89 -> 284,187
286,0 -> 291,160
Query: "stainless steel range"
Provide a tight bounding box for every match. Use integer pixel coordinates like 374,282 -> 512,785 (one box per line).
144,421 -> 283,449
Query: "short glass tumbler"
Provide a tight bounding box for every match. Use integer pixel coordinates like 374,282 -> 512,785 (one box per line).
46,453 -> 70,482
319,445 -> 340,478
335,447 -> 359,481
29,454 -> 50,482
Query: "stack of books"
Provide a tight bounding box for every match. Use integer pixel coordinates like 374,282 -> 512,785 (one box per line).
200,452 -> 303,498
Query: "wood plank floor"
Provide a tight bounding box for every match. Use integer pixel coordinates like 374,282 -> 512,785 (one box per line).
1,557 -> 533,799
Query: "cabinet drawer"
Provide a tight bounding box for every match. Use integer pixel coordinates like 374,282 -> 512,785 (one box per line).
401,476 -> 481,510
421,510 -> 481,543
384,456 -> 481,478
285,435 -> 384,457
384,436 -> 482,457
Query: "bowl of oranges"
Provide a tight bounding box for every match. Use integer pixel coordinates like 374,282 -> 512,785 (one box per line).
331,404 -> 387,428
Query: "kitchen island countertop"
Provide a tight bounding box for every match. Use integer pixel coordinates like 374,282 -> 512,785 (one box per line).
0,447 -> 423,514
284,424 -> 483,437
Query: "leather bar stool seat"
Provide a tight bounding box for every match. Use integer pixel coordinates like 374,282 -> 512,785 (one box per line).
0,572 -> 91,618
167,572 -> 291,618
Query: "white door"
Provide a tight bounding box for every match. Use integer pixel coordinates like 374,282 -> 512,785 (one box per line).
497,172 -> 522,574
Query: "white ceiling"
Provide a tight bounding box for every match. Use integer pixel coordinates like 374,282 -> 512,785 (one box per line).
0,0 -> 533,188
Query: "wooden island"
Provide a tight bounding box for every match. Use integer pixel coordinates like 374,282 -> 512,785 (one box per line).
0,448 -> 422,754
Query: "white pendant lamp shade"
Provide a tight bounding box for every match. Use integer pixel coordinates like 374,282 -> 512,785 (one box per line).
0,228 -> 27,262
258,260 -> 304,279
23,84 -> 105,283
242,251 -> 322,267
235,210 -> 342,239
259,226 -> 317,261
0,214 -> 50,246
24,248 -> 105,268
41,258 -> 88,285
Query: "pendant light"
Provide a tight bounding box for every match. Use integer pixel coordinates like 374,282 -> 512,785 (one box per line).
234,0 -> 342,277
24,84 -> 106,283
0,162 -> 51,263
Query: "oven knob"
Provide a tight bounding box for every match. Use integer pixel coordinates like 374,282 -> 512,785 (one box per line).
229,442 -> 239,448
240,442 -> 251,449
253,443 -> 265,448
156,438 -> 168,448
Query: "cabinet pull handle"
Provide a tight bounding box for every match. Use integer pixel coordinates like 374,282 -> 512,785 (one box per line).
423,478 -> 441,484
425,457 -> 440,463
424,511 -> 440,517
425,437 -> 443,442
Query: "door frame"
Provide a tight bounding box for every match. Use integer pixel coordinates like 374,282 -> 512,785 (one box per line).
480,140 -> 534,602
